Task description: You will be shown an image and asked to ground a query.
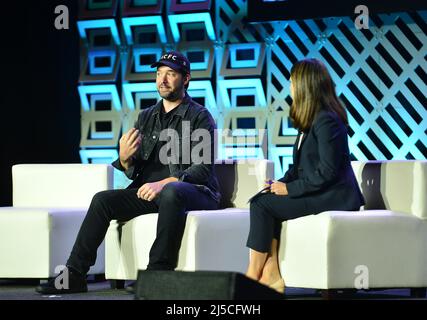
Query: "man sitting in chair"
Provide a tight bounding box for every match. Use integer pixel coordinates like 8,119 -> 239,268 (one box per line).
36,51 -> 221,294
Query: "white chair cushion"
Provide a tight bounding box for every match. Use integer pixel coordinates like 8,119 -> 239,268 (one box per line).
105,208 -> 249,280
351,160 -> 427,218
215,159 -> 274,209
0,207 -> 104,278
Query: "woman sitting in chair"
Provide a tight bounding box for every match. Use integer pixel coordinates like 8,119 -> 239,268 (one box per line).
245,58 -> 365,293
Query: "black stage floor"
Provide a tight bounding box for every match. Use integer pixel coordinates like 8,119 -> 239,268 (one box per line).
0,279 -> 426,300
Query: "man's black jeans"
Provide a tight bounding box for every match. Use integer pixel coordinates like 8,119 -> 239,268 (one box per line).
67,181 -> 219,275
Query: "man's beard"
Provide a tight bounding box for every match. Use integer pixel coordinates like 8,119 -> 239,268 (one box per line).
159,81 -> 184,102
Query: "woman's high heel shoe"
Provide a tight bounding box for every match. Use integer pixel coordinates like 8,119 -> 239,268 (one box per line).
268,278 -> 285,294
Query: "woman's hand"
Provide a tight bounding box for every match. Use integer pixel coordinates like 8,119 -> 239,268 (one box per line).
270,181 -> 288,196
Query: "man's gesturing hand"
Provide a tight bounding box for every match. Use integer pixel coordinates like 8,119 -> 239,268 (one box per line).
119,128 -> 141,169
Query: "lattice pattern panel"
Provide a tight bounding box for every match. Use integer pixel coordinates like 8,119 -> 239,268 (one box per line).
77,0 -> 427,184
266,11 -> 427,177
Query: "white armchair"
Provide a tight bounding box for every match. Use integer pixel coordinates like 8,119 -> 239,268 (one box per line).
0,164 -> 113,279
105,159 -> 274,287
279,160 -> 427,297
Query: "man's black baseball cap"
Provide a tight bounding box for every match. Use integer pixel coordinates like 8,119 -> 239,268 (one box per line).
151,51 -> 191,74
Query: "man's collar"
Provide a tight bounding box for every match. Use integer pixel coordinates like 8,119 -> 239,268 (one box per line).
153,92 -> 191,118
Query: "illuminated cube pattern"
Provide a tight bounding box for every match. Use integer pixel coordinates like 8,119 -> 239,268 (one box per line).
77,0 -> 427,183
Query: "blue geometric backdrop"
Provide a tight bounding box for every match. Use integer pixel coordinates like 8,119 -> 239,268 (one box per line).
76,0 -> 427,188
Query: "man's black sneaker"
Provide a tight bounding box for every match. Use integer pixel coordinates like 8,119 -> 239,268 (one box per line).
35,267 -> 88,294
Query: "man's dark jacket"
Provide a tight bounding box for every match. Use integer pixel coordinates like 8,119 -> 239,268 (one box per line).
112,93 -> 221,203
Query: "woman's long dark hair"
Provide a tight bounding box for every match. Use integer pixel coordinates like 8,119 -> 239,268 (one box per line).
289,58 -> 348,131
